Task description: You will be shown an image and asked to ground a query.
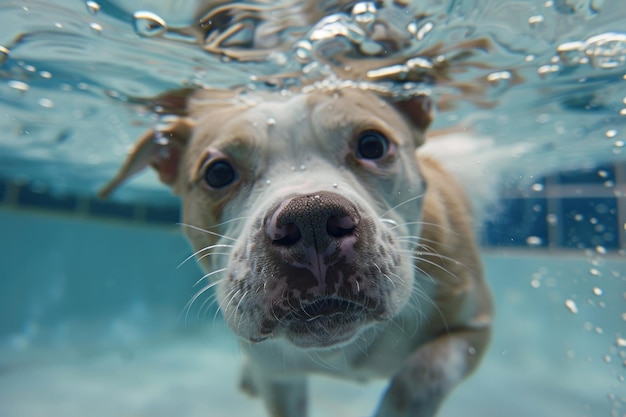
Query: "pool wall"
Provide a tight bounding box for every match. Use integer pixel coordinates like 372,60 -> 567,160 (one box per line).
1,161 -> 624,251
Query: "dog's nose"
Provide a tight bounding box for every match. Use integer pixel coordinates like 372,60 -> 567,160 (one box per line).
266,192 -> 360,252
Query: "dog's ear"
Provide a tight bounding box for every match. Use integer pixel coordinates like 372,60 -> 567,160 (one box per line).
392,93 -> 433,133
98,117 -> 194,199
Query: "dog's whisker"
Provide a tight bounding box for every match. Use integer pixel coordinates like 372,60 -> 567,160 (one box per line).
306,349 -> 339,372
402,248 -> 472,278
411,281 -> 450,335
180,277 -> 228,326
204,216 -> 252,229
389,220 -> 458,234
177,244 -> 235,269
407,262 -> 437,286
234,290 -> 249,335
197,292 -> 220,323
413,250 -> 469,271
223,289 -> 242,321
213,295 -> 226,329
379,193 -> 425,218
374,263 -> 396,289
379,218 -> 398,227
193,267 -> 229,287
414,256 -> 460,282
195,251 -> 233,265
178,222 -> 240,242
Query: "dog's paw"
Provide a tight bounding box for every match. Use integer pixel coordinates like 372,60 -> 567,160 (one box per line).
238,361 -> 259,397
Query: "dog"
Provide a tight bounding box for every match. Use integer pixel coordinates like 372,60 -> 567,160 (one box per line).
100,84 -> 493,417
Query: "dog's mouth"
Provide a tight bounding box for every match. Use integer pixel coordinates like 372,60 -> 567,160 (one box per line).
284,297 -> 363,322
278,297 -> 369,348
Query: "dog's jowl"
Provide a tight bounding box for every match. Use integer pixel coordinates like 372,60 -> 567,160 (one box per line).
101,86 -> 493,417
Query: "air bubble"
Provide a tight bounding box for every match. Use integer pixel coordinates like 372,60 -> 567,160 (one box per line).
531,183 -> 544,192
294,40 -> 313,63
617,337 -> 626,347
359,41 -> 383,55
266,118 -> 276,126
557,40 -> 585,65
537,64 -> 560,78
408,21 -> 434,41
351,2 -> 377,29
592,287 -> 603,296
406,57 -> 434,71
528,15 -> 544,28
39,71 -> 52,79
133,11 -> 167,37
565,299 -> 579,314
8,80 -> 29,93
38,98 -> 54,108
526,236 -> 543,246
486,71 -> 512,88
89,22 -> 103,34
270,52 -> 288,66
606,129 -> 618,138
86,1 -> 100,15
0,45 -> 9,62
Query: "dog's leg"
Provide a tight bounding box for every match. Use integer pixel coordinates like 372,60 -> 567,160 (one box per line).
261,376 -> 308,417
372,328 -> 490,417
241,362 -> 309,417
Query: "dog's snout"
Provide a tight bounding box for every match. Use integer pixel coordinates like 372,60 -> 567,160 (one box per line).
271,222 -> 302,246
266,192 -> 359,251
326,214 -> 356,238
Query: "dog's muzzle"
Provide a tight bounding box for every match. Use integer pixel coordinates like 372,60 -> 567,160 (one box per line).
266,191 -> 360,276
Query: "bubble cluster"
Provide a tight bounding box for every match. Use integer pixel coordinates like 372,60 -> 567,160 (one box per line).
556,32 -> 626,69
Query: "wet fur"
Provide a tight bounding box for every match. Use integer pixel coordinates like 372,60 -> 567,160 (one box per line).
101,86 -> 492,417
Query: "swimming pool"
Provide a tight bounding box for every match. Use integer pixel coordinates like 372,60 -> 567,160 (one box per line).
1,0 -> 625,416
0,207 -> 623,416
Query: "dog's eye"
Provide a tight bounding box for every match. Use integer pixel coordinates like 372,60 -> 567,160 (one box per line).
356,130 -> 389,160
204,160 -> 236,189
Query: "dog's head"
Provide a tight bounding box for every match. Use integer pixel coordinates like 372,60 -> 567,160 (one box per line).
102,86 -> 433,348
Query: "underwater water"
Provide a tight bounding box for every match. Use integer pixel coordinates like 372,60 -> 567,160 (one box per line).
0,0 -> 625,416
0,208 -> 624,417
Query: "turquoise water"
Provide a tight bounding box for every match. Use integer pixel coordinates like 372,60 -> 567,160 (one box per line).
1,0 -> 626,416
0,208 -> 624,416
0,0 -> 625,199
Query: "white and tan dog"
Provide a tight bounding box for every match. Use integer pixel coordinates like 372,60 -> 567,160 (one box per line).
101,85 -> 492,417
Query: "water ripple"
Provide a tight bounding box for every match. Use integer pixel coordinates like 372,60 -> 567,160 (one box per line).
0,0 -> 624,197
